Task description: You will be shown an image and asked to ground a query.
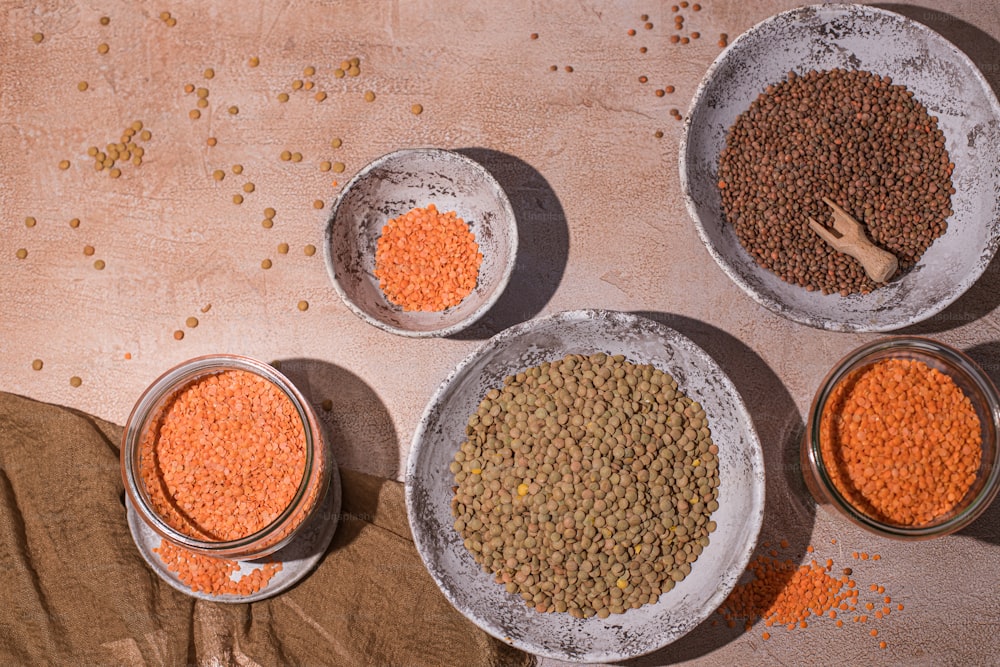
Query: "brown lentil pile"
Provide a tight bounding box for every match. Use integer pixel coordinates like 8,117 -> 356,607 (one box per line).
451,353 -> 721,618
718,69 -> 954,295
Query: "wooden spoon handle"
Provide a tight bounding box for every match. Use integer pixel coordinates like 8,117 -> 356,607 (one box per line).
847,238 -> 898,283
808,217 -> 898,283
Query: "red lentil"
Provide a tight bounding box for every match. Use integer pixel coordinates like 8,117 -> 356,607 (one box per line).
374,203 -> 483,312
154,539 -> 282,596
138,369 -> 306,541
820,358 -> 982,525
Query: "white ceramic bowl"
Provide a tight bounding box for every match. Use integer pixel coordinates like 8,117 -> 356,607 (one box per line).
324,148 -> 517,337
680,4 -> 1000,332
405,310 -> 765,662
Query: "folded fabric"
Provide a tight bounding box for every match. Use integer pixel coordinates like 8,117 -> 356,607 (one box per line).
0,391 -> 534,667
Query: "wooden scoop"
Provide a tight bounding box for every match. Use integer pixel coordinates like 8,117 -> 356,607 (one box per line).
808,197 -> 898,283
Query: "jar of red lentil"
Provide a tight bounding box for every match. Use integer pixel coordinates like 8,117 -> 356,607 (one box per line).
122,355 -> 329,560
802,337 -> 1000,539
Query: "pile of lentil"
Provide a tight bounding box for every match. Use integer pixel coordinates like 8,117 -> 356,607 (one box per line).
375,203 -> 483,312
820,357 -> 982,525
719,541 -> 898,650
718,68 -> 955,295
139,369 -> 307,541
450,353 -> 721,618
154,540 -> 283,596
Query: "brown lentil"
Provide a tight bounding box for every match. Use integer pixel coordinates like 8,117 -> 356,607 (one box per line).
78,81 -> 88,92
70,376 -> 82,387
718,69 -> 954,295
303,244 -> 316,256
31,359 -> 43,371
69,218 -> 80,228
186,317 -> 199,328
297,300 -> 309,311
452,353 -> 720,617
97,43 -> 109,54
25,216 -> 36,228
277,243 -> 289,254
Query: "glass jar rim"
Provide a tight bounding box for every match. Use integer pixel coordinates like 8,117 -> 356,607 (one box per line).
806,336 -> 1000,538
121,354 -> 319,554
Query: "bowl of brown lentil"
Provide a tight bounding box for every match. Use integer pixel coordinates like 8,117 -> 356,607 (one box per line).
324,148 -> 518,337
803,337 -> 1000,539
122,355 -> 332,567
405,310 -> 765,662
680,4 -> 1000,331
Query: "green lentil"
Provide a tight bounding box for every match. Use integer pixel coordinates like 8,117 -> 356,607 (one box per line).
451,353 -> 721,616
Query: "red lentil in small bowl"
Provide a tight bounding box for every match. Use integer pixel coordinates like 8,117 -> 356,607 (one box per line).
802,337 -> 1000,539
122,355 -> 330,561
324,148 -> 518,337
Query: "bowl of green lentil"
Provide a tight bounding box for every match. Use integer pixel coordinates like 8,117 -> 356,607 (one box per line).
324,148 -> 518,337
680,4 -> 1000,332
405,310 -> 765,662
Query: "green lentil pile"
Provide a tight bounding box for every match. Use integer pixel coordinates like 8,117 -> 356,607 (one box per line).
450,353 -> 721,619
718,68 -> 954,296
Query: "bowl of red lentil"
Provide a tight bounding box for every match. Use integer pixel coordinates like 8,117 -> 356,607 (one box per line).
680,4 -> 1000,331
325,147 -> 518,337
121,355 -> 331,565
803,337 -> 1000,538
406,310 -> 765,661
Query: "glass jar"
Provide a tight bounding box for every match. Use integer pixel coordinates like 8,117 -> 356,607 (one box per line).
121,354 -> 329,559
802,336 -> 1000,539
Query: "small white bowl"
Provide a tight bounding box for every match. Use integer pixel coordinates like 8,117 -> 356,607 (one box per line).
405,310 -> 765,662
324,148 -> 518,337
680,4 -> 1000,332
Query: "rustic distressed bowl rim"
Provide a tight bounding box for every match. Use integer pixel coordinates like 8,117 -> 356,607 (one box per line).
678,3 -> 1000,332
404,309 -> 765,662
324,147 -> 518,338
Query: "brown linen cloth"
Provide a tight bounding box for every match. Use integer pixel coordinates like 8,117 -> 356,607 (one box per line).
0,391 -> 535,667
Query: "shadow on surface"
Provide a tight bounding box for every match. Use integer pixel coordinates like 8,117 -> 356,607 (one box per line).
274,357 -> 400,481
450,147 -> 569,340
955,342 -> 1000,546
877,4 -> 1000,334
621,313 -> 814,666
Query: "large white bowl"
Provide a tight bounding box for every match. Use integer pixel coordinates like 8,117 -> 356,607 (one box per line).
405,310 -> 765,662
680,4 -> 1000,332
324,148 -> 517,337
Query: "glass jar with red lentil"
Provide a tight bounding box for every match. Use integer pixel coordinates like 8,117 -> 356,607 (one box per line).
122,354 -> 329,560
802,337 -> 1000,539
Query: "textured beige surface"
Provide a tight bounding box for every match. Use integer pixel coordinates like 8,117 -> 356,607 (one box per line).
2,1 -> 999,665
